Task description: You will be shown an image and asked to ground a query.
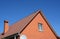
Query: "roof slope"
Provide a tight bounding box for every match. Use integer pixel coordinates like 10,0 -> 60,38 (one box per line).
0,10 -> 39,38
0,10 -> 59,39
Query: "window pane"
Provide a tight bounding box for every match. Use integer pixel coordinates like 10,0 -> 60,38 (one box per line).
38,23 -> 43,31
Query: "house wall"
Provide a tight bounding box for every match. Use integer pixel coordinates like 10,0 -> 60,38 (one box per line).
21,13 -> 57,39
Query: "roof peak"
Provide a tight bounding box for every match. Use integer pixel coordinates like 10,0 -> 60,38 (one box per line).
35,10 -> 41,13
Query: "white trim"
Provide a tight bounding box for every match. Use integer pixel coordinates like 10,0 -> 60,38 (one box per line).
20,34 -> 27,39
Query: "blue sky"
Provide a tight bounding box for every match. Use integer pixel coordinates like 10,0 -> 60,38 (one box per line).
0,0 -> 60,36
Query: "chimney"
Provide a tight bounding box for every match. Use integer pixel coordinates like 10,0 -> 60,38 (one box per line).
3,20 -> 9,34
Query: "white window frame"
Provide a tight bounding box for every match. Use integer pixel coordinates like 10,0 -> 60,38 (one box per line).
38,23 -> 43,31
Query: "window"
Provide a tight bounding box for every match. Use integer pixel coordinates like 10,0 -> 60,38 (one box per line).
20,35 -> 27,39
38,23 -> 43,31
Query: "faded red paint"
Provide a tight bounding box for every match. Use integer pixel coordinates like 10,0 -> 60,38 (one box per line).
21,13 -> 57,39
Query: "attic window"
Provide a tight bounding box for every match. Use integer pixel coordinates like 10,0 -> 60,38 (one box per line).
38,23 -> 43,31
